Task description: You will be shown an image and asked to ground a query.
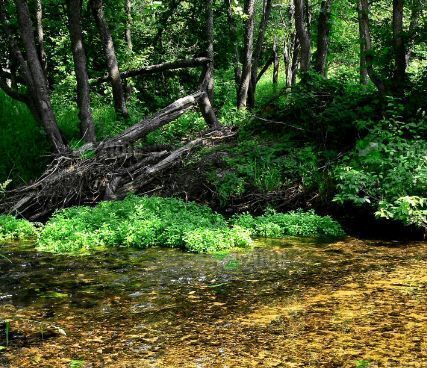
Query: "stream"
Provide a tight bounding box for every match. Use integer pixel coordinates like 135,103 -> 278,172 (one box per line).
0,238 -> 426,367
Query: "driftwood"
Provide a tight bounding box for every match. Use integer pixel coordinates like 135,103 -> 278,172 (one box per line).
0,88 -> 230,220
90,57 -> 210,85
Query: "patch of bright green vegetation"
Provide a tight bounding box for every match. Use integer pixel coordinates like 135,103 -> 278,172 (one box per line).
355,360 -> 371,368
36,196 -> 344,254
232,209 -> 345,238
0,215 -> 38,244
0,197 -> 345,253
37,196 -> 253,253
69,360 -> 85,368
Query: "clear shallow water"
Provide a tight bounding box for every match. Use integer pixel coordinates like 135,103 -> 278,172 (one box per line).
0,238 -> 426,367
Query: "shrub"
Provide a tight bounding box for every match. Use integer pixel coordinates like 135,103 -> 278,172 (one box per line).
0,215 -> 38,244
183,226 -> 253,253
232,209 -> 345,238
37,196 -> 344,254
37,196 -> 248,253
334,114 -> 427,231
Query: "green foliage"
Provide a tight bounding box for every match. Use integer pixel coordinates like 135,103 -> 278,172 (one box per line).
36,196 -> 344,254
334,110 -> 427,230
69,360 -> 85,368
271,75 -> 378,148
37,195 -> 252,254
0,180 -> 11,196
355,360 -> 371,368
145,111 -> 207,146
232,209 -> 345,238
207,138 -> 319,203
0,92 -> 50,184
183,226 -> 252,253
0,215 -> 38,244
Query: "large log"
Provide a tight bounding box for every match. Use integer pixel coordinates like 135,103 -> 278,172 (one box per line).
91,57 -> 210,85
0,90 -> 227,220
102,91 -> 204,148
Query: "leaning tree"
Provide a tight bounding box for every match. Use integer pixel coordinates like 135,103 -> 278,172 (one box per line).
0,0 -> 227,219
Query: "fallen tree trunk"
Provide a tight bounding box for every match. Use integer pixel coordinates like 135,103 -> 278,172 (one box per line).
0,90 -> 228,220
90,57 -> 210,85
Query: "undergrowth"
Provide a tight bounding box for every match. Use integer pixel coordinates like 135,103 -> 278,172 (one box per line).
0,215 -> 38,244
232,209 -> 345,238
1,196 -> 345,253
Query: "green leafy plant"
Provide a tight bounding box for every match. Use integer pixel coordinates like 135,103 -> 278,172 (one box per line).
0,215 -> 38,244
232,209 -> 345,238
37,195 -> 251,253
334,115 -> 427,231
37,195 -> 344,254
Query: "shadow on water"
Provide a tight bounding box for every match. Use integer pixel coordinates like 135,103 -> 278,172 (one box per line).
0,237 -> 426,367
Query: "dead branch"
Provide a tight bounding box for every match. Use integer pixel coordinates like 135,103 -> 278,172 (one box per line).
90,57 -> 210,85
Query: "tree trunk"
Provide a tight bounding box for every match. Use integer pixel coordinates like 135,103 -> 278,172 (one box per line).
15,0 -> 66,152
294,0 -> 311,75
291,36 -> 300,85
237,0 -> 255,109
67,0 -> 96,143
35,0 -> 47,78
358,0 -> 385,94
205,0 -> 214,103
314,0 -> 332,76
392,0 -> 406,93
256,56 -> 274,83
90,0 -> 128,117
357,0 -> 368,85
248,0 -> 273,109
283,37 -> 291,87
198,92 -> 220,129
224,0 -> 242,91
273,36 -> 279,85
125,0 -> 133,51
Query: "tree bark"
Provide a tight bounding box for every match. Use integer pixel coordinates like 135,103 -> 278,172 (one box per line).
294,0 -> 311,75
103,92 -> 204,148
90,0 -> 128,117
125,0 -> 133,51
257,56 -> 274,83
35,0 -> 47,77
67,0 -> 96,143
291,37 -> 300,85
224,0 -> 242,90
314,0 -> 332,76
205,0 -> 214,103
282,3 -> 297,88
357,0 -> 368,85
248,0 -> 273,109
15,0 -> 66,152
198,91 -> 220,129
358,0 -> 385,94
392,0 -> 406,93
273,36 -> 279,85
237,0 -> 255,109
91,57 -> 210,84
